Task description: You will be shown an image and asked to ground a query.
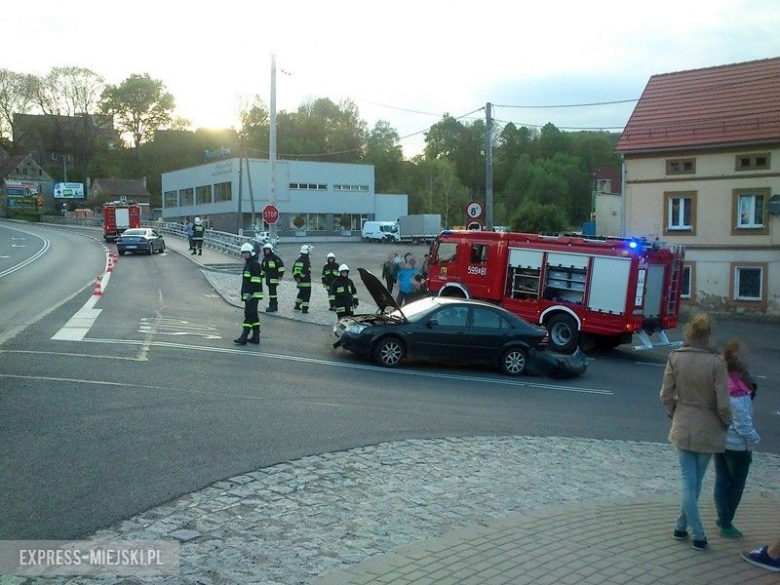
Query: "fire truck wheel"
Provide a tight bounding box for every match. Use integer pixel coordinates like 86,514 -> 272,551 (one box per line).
373,337 -> 405,368
500,347 -> 527,376
546,314 -> 579,354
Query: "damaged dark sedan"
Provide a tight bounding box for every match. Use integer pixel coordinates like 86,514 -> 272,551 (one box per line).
333,269 -> 588,377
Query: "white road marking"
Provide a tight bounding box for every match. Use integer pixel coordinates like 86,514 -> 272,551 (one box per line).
77,337 -> 613,395
0,349 -> 144,362
0,226 -> 50,279
0,373 -> 355,409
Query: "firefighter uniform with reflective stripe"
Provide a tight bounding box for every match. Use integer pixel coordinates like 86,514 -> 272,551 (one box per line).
329,275 -> 359,317
322,259 -> 339,288
191,221 -> 205,255
240,256 -> 264,339
260,249 -> 285,312
292,252 -> 312,313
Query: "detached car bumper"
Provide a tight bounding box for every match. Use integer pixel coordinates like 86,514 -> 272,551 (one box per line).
529,347 -> 588,377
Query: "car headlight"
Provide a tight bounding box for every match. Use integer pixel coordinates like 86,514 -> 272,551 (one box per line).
345,324 -> 367,335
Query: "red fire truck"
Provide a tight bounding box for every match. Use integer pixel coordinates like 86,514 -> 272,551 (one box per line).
103,201 -> 141,242
427,230 -> 685,353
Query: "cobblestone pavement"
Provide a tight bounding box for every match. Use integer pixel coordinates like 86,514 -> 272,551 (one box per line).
10,437 -> 780,585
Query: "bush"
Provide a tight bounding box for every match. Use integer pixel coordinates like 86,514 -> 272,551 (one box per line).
338,214 -> 352,230
293,215 -> 305,229
9,209 -> 41,222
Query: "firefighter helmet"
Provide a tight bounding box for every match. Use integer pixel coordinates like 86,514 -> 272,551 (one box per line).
262,243 -> 273,250
300,245 -> 310,254
194,217 -> 202,225
338,264 -> 349,272
327,252 -> 336,259
240,242 -> 255,255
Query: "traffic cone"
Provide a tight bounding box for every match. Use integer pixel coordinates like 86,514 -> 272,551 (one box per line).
93,276 -> 103,296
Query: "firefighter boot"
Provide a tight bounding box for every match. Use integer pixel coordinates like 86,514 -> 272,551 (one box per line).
248,326 -> 260,344
198,248 -> 202,256
190,249 -> 196,255
233,330 -> 249,345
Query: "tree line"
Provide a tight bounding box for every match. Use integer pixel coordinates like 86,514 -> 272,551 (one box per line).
0,66 -> 622,231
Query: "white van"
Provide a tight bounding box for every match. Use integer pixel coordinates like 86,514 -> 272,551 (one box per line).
361,221 -> 400,243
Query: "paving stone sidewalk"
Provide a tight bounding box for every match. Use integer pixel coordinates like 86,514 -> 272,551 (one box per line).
9,437 -> 780,585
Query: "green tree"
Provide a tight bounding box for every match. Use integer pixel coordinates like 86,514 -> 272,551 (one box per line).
101,73 -> 175,150
365,120 -> 403,192
0,69 -> 35,144
423,115 -> 485,197
510,202 -> 568,233
534,123 -> 571,160
278,98 -> 366,162
28,66 -> 108,178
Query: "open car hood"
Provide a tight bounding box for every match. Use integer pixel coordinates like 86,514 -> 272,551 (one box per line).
358,268 -> 404,316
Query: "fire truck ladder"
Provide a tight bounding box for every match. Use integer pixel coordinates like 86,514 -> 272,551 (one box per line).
666,245 -> 684,315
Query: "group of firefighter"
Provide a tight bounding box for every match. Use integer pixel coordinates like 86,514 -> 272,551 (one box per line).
233,241 -> 358,345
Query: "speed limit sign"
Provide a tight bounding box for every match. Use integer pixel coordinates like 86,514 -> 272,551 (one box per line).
466,201 -> 484,219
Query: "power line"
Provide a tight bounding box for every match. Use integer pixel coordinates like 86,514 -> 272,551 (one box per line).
492,118 -> 626,131
495,98 -> 639,109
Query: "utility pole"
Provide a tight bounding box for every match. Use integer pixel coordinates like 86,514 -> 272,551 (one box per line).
269,54 -> 278,242
236,140 -> 244,234
51,153 -> 72,182
485,103 -> 494,230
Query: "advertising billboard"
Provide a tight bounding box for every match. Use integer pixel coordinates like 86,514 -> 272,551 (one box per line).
54,182 -> 85,199
4,180 -> 39,196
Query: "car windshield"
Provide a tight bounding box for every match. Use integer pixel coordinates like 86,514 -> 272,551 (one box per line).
387,298 -> 438,323
122,229 -> 146,236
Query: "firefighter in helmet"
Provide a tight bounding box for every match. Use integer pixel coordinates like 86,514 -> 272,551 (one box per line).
260,242 -> 285,312
292,244 -> 312,313
191,217 -> 205,255
321,252 -> 339,289
329,264 -> 359,318
235,242 -> 263,344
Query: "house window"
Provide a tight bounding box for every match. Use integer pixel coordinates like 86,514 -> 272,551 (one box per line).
214,182 -> 232,202
666,158 -> 696,175
735,153 -> 770,171
663,191 -> 696,234
681,265 -> 692,300
195,185 -> 212,205
732,188 -> 768,234
734,266 -> 762,301
164,190 -> 178,207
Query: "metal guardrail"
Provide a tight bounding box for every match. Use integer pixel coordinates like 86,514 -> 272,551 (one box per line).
40,216 -> 337,256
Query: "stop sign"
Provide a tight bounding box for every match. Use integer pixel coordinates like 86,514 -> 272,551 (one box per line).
262,205 -> 279,225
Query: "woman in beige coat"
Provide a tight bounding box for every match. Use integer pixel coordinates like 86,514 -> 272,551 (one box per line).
660,313 -> 731,551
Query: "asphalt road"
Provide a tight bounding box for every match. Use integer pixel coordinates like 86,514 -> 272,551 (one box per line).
1,221 -> 778,541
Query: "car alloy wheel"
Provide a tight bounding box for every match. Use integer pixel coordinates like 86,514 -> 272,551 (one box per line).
500,348 -> 527,376
374,337 -> 404,368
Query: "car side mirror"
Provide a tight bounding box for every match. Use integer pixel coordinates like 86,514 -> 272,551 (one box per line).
427,319 -> 438,328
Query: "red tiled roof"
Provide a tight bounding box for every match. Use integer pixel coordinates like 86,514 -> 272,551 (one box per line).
617,57 -> 780,153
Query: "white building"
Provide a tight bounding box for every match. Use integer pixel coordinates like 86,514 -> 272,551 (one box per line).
161,158 -> 408,234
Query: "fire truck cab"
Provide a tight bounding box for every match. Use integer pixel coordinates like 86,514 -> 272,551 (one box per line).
427,230 -> 685,353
